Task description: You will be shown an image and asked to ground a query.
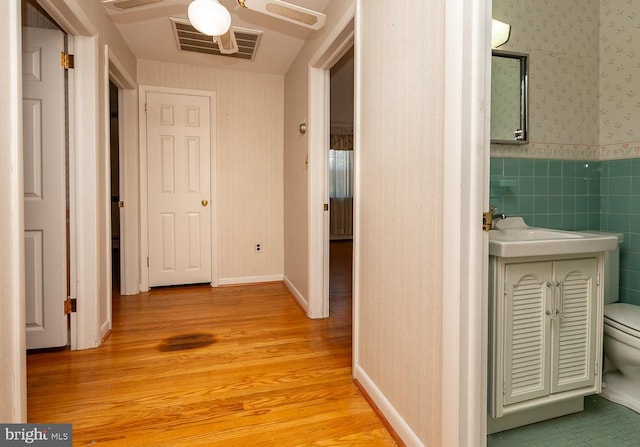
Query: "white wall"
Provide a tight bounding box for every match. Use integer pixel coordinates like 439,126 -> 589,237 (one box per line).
138,60 -> 285,284
355,1 -> 445,444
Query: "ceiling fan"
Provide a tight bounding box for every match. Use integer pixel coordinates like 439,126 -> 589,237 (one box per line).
103,0 -> 326,55
188,0 -> 326,54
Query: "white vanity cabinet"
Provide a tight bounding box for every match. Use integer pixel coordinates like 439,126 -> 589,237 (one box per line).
488,254 -> 603,433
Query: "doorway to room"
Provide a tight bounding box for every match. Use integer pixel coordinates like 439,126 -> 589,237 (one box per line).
109,80 -> 121,293
328,47 -> 354,314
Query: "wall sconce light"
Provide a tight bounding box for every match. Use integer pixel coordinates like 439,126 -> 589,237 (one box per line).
299,123 -> 307,134
491,19 -> 511,49
188,0 -> 232,36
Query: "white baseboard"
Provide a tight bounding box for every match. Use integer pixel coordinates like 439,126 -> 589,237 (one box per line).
283,275 -> 309,314
354,365 -> 424,447
100,319 -> 111,343
217,274 -> 283,286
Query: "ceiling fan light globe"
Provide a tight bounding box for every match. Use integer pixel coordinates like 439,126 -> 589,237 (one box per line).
188,0 -> 232,36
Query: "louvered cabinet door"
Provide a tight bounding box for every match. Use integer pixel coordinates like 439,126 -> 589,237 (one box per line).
503,262 -> 553,406
551,258 -> 598,393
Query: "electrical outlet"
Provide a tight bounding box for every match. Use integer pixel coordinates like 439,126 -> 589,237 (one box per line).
255,243 -> 262,253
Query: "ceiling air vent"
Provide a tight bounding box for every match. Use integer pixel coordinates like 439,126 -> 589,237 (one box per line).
170,18 -> 262,61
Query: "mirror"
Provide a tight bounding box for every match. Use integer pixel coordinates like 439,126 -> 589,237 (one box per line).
491,50 -> 528,144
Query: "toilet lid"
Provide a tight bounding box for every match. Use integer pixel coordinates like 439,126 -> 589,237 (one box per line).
605,303 -> 640,336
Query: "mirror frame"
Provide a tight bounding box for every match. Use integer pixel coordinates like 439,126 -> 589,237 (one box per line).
491,50 -> 529,145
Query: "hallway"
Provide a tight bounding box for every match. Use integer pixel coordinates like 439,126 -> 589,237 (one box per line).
26,241 -> 395,446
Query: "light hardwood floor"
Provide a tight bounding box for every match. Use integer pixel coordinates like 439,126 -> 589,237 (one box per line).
27,241 -> 397,446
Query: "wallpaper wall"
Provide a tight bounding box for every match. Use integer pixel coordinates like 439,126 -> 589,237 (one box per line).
492,0 -> 600,159
492,0 -> 640,161
599,0 -> 640,158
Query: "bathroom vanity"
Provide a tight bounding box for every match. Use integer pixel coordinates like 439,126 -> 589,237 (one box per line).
487,218 -> 618,433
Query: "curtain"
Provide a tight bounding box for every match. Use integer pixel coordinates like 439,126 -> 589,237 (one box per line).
329,149 -> 353,199
329,149 -> 353,237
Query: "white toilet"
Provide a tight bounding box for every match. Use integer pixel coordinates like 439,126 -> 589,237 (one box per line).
597,232 -> 640,413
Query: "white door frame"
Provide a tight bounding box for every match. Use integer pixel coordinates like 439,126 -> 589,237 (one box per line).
307,8 -> 355,320
108,49 -> 140,297
69,34 -> 101,350
440,0 -> 490,445
138,85 -> 218,292
1,0 -> 27,423
104,44 -> 137,333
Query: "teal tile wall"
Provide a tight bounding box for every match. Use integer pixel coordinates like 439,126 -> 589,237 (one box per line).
490,158 -> 601,231
490,157 -> 640,306
600,159 -> 640,305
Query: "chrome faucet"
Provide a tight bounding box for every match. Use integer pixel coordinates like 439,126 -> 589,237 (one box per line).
489,205 -> 507,228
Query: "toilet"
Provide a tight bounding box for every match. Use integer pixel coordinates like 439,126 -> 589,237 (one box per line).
596,232 -> 640,413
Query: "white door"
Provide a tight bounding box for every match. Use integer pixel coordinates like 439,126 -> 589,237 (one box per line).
22,27 -> 68,349
146,91 -> 212,287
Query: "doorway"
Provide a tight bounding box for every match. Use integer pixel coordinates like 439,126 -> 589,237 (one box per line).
329,47 -> 354,314
139,86 -> 217,291
307,13 -> 354,319
109,80 -> 121,292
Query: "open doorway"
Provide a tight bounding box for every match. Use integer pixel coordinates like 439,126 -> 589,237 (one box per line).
329,47 -> 354,314
109,80 -> 121,293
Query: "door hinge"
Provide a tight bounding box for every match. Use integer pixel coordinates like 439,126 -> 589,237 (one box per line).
483,212 -> 493,231
64,297 -> 77,315
147,257 -> 149,267
324,203 -> 329,211
596,271 -> 600,286
61,52 -> 74,69
118,200 -> 124,208
144,103 -> 148,113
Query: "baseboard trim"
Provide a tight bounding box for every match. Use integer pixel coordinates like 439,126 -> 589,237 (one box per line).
353,378 -> 406,446
354,365 -> 423,447
101,329 -> 112,344
283,275 -> 309,315
217,274 -> 283,286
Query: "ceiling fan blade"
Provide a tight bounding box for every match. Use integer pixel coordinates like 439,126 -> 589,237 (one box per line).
102,0 -> 163,9
237,0 -> 326,30
217,29 -> 239,54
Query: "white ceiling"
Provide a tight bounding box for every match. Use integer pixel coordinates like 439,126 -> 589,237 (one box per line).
102,0 -> 330,75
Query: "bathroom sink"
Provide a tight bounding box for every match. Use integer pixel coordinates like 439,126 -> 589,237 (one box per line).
489,217 -> 618,257
494,228 -> 584,241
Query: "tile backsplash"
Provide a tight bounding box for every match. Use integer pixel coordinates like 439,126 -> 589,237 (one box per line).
491,157 -> 640,305
490,157 -> 601,231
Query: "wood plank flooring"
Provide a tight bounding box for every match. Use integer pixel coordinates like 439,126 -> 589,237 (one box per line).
27,241 -> 396,446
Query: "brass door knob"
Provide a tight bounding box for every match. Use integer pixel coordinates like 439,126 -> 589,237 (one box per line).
201,200 -> 208,207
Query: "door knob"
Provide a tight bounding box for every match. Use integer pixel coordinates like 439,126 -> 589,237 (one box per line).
201,200 -> 208,207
